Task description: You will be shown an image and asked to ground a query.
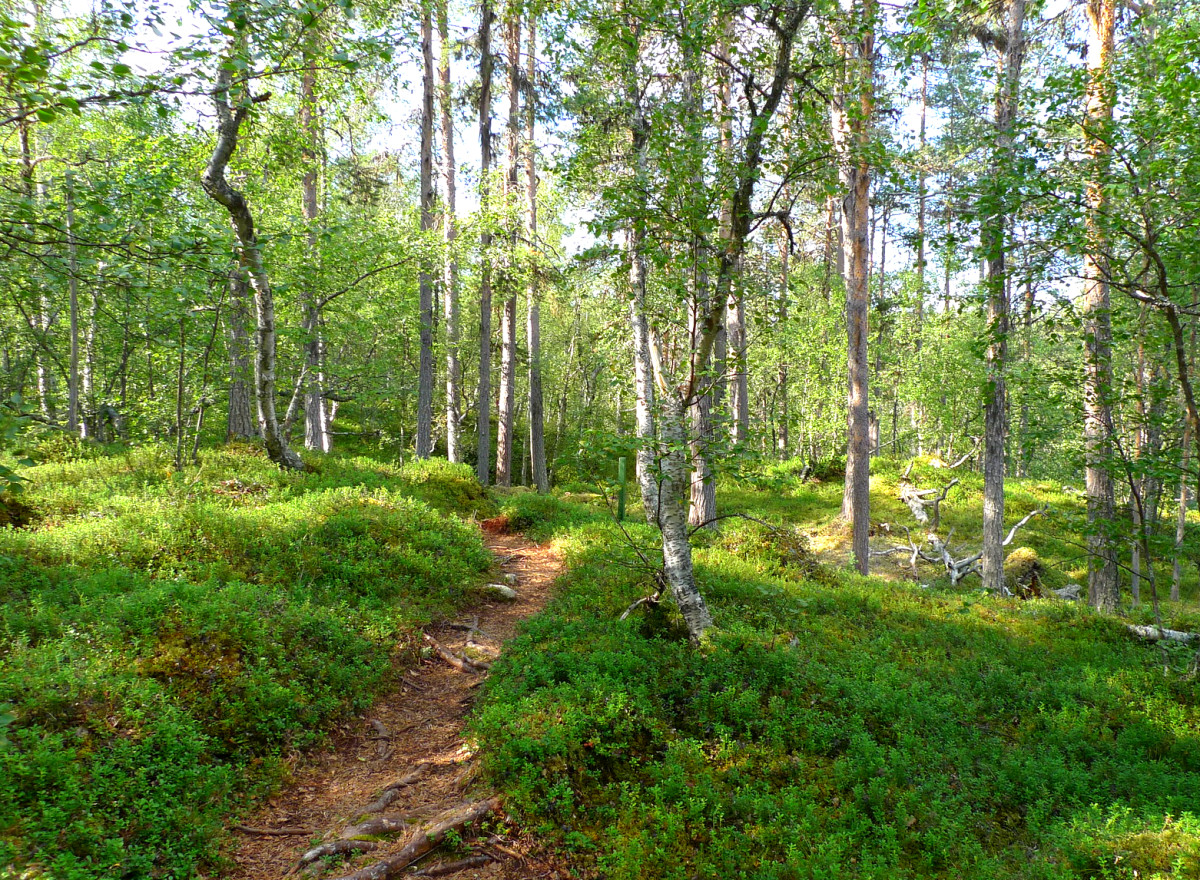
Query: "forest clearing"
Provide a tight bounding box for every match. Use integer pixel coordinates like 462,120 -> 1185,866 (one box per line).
2,0 -> 1200,877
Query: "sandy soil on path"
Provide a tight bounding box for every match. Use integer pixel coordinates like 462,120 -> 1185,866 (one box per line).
225,531 -> 567,880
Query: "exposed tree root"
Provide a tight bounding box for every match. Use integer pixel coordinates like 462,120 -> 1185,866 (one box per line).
424,633 -> 491,672
300,839 -> 379,864
234,824 -> 318,836
413,854 -> 494,876
342,815 -> 410,839
328,797 -> 500,880
363,763 -> 431,814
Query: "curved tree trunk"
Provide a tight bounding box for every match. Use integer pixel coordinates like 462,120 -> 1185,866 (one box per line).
201,63 -> 303,471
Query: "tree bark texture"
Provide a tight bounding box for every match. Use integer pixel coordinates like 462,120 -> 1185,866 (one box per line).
980,0 -> 1025,595
1082,0 -> 1119,610
226,268 -> 256,441
830,0 -> 875,575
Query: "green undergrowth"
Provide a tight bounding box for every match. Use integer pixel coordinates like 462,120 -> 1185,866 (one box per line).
0,445 -> 493,879
475,467 -> 1200,880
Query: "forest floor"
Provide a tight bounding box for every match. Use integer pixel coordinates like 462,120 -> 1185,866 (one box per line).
227,529 -> 569,880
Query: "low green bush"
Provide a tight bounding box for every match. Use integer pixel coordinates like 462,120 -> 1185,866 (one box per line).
476,483 -> 1200,880
0,448 -> 491,878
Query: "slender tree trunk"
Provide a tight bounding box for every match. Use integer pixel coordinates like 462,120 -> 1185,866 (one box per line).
831,0 -> 875,574
1173,421 -> 1190,602
201,61 -> 304,470
1083,0 -> 1119,610
659,392 -> 715,639
777,224 -> 790,456
980,0 -> 1025,595
439,0 -> 461,463
416,0 -> 437,459
626,59 -> 660,524
174,316 -> 187,470
65,171 -> 81,436
494,14 -> 521,485
299,58 -> 331,454
1017,278 -> 1034,476
525,17 -> 548,493
476,0 -> 495,484
82,265 -> 100,440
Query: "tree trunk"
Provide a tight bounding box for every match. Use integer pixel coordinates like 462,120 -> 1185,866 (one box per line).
494,14 -> 521,486
777,224 -> 790,456
659,392 -> 715,641
226,268 -> 256,441
439,0 -> 461,463
980,0 -> 1025,596
81,264 -> 100,440
831,0 -> 875,575
1173,421 -> 1190,602
201,61 -> 303,470
476,0 -> 495,484
525,16 -> 548,493
300,51 -> 331,453
416,0 -> 437,459
1083,0 -> 1119,610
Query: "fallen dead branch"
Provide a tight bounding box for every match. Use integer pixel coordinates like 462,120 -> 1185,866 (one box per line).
424,633 -> 491,672
329,797 -> 501,880
898,479 -> 958,529
233,824 -> 317,836
300,839 -> 379,864
619,590 -> 662,620
1127,624 -> 1200,643
363,763 -> 431,814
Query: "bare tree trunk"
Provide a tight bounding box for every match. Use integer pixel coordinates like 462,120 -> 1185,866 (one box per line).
439,0 -> 461,464
495,14 -> 521,486
1173,421 -> 1190,602
476,0 -> 495,485
201,61 -> 303,470
416,0 -> 437,459
777,224 -> 790,456
1017,278 -> 1034,476
1083,0 -> 1119,610
625,54 -> 660,524
660,392 -> 715,640
65,171 -> 81,436
525,17 -> 548,493
980,0 -> 1025,595
20,120 -> 56,423
226,268 -> 256,441
299,56 -> 331,454
831,0 -> 875,575
81,264 -> 100,440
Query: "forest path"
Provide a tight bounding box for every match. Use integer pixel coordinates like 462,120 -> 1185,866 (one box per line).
227,530 -> 565,880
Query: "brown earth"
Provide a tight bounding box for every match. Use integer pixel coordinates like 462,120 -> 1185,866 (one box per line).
225,532 -> 568,880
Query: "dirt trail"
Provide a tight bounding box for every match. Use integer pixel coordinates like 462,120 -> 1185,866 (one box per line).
227,531 -> 564,880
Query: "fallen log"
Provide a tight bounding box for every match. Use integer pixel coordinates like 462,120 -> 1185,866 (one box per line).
1127,624 -> 1200,643
329,797 -> 500,880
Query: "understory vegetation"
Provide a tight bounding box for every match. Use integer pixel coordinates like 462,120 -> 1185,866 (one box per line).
477,461 -> 1200,880
0,443 -> 493,879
